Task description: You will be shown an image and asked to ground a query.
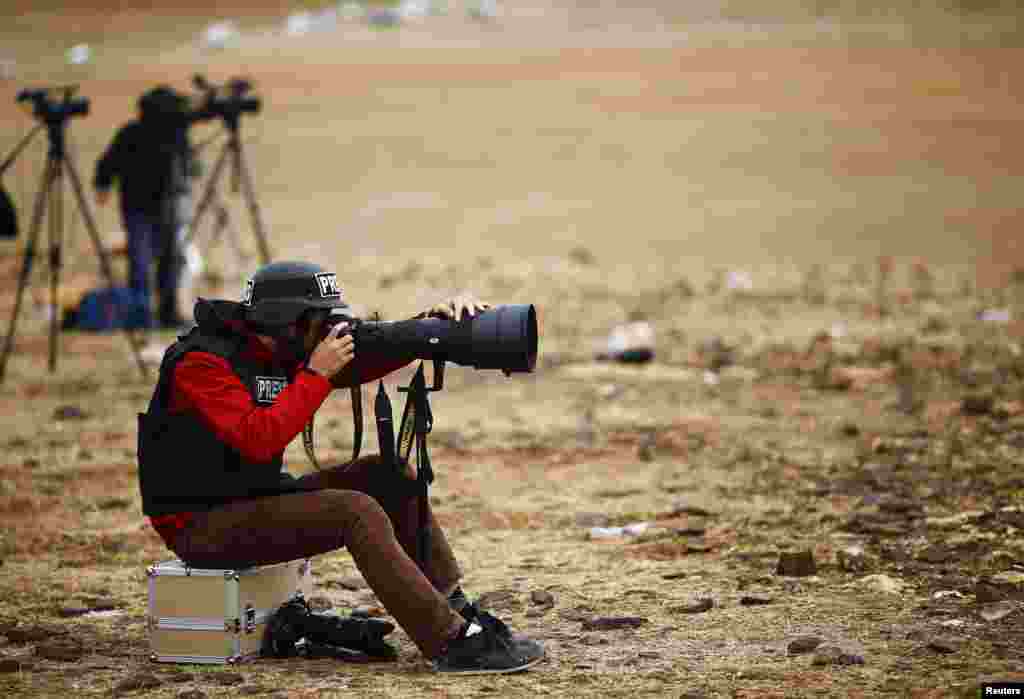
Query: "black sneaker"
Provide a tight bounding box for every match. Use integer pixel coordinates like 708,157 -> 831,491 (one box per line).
449,590 -> 513,642
434,616 -> 544,675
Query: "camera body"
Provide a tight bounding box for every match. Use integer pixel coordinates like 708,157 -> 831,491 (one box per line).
192,75 -> 261,124
17,88 -> 90,121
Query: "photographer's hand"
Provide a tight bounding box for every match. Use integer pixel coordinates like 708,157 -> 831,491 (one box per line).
307,322 -> 354,379
427,294 -> 490,321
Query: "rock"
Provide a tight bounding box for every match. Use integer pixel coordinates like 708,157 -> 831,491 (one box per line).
858,574 -> 906,595
776,550 -> 817,577
838,422 -> 861,438
926,637 -> 961,654
34,640 -> 83,662
477,589 -> 521,611
670,598 -> 714,614
812,644 -> 865,666
530,590 -> 555,606
637,433 -> 656,462
962,394 -> 995,416
53,405 -> 88,420
581,616 -> 648,631
114,672 -> 162,693
980,601 -> 1020,622
788,636 -> 823,655
567,245 -> 596,266
177,691 -> 207,699
0,658 -> 29,673
837,546 -> 869,572
739,595 -> 773,606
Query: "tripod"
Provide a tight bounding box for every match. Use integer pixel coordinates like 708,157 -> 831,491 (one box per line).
0,92 -> 148,386
183,111 -> 271,267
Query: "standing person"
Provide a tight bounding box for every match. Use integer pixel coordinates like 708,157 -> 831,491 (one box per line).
137,260 -> 546,674
94,85 -> 201,329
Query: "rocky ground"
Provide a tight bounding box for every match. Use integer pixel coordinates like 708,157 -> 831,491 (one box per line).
1,2 -> 1023,698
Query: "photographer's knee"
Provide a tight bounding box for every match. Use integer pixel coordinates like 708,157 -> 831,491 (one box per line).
323,489 -> 394,546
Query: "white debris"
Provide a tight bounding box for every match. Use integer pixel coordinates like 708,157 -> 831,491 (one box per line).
932,590 -> 964,600
623,522 -> 650,536
399,0 -> 432,20
599,321 -> 655,363
940,618 -> 966,628
203,21 -> 238,49
980,601 -> 1019,622
979,308 -> 1011,323
67,44 -> 91,65
703,370 -> 720,386
829,322 -> 847,339
726,270 -> 753,292
588,526 -> 624,539
286,12 -> 314,36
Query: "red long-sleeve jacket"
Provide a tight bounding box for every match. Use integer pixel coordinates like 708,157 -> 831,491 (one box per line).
150,334 -> 410,546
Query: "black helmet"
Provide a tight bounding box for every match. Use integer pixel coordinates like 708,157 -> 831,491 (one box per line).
242,261 -> 350,329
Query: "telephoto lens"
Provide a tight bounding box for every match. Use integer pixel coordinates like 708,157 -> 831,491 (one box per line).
327,304 -> 538,388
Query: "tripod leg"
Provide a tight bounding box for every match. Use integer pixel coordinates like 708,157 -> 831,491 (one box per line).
184,141 -> 231,248
0,157 -> 54,385
62,151 -> 150,378
48,158 -> 64,373
231,138 -> 272,264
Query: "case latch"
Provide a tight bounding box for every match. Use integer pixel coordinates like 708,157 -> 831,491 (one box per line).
244,604 -> 256,634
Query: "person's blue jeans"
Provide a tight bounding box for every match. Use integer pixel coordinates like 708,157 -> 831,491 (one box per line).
123,207 -> 182,328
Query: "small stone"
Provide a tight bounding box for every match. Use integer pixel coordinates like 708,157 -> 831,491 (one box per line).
788,636 -> 823,655
812,644 -> 865,666
776,550 -> 817,577
114,672 -> 162,693
739,595 -> 773,606
581,616 -> 648,631
962,393 -> 995,416
530,590 -> 555,606
670,598 -> 714,615
926,637 -> 961,654
53,405 -> 87,421
980,601 -> 1020,622
839,422 -> 861,438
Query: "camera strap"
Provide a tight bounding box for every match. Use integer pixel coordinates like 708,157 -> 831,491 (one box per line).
302,378 -> 363,471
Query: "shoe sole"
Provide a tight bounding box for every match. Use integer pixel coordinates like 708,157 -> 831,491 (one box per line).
434,654 -> 544,676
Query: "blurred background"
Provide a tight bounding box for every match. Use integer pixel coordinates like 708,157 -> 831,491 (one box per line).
0,0 -> 1022,356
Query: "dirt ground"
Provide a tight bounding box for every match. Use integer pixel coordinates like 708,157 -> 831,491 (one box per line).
1,2 -> 1024,697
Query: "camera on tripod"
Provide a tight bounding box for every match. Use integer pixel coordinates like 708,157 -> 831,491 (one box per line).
16,86 -> 90,121
192,74 -> 261,122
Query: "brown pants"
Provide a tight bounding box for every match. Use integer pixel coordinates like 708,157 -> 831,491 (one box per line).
167,455 -> 465,659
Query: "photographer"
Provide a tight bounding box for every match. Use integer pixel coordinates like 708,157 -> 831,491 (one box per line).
137,260 -> 545,674
93,85 -> 207,329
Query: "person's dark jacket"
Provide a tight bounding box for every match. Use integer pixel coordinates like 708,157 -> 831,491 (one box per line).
93,116 -> 198,216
